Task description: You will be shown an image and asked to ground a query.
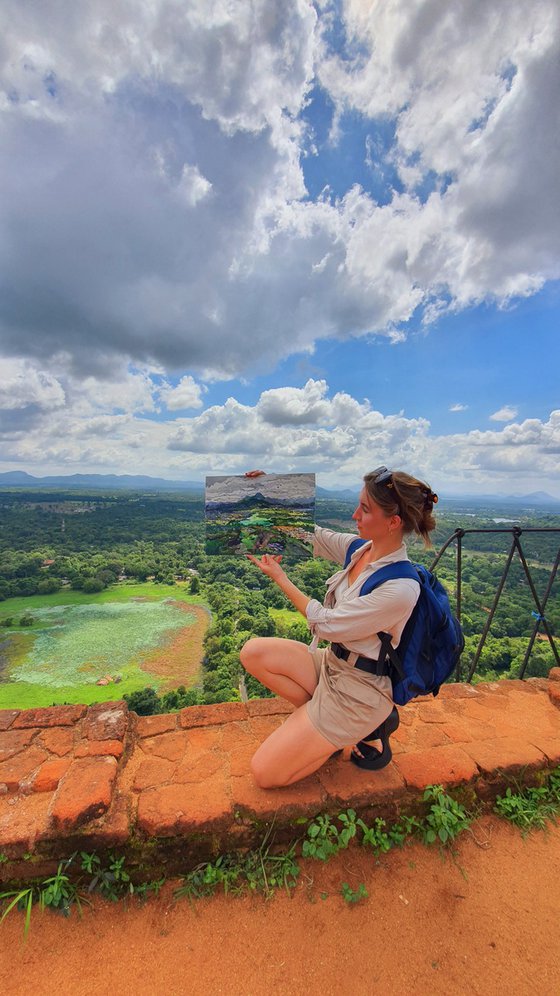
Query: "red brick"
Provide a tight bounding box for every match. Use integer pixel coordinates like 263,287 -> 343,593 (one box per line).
135,713 -> 178,737
228,729 -> 260,778
174,749 -> 225,784
462,737 -> 547,776
0,792 -> 54,848
84,703 -> 128,741
549,684 -> 560,709
0,710 -> 19,731
49,756 -> 118,832
411,724 -> 451,749
179,702 -> 248,729
318,755 -> 406,808
12,705 -> 86,728
36,727 -> 75,756
393,746 -> 478,791
0,746 -> 48,792
137,773 -> 232,835
75,739 -> 124,759
0,728 -> 36,762
246,697 -> 293,717
185,728 -> 223,752
549,667 -> 560,683
140,731 -> 188,762
530,738 -> 560,765
231,772 -> 325,821
133,757 -> 177,791
32,758 -> 72,792
437,683 -> 480,700
416,701 -> 448,724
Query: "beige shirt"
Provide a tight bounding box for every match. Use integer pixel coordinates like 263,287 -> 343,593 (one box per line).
305,526 -> 420,660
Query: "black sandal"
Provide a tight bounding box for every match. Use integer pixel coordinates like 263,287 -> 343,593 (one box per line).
350,707 -> 399,771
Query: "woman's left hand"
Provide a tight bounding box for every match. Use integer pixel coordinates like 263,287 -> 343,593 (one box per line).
246,554 -> 286,582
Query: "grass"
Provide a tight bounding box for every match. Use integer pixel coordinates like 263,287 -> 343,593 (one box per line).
268,607 -> 300,626
0,584 -> 208,710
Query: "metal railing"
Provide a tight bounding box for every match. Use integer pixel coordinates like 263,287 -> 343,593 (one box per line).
429,527 -> 560,681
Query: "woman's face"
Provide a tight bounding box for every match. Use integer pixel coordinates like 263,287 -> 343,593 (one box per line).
352,487 -> 400,542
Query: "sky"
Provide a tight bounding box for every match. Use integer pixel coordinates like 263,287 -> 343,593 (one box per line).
0,0 -> 559,496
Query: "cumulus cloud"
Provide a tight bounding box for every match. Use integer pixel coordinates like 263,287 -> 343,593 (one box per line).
490,405 -> 519,422
159,375 -> 206,411
0,372 -> 558,494
0,1 -> 558,380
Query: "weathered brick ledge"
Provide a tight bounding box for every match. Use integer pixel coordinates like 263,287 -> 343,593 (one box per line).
1,671 -> 559,883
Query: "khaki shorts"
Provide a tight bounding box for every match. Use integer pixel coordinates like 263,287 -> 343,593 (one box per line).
306,646 -> 394,749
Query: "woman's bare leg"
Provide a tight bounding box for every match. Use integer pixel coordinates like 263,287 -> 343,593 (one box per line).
240,637 -> 319,707
250,703 -> 337,788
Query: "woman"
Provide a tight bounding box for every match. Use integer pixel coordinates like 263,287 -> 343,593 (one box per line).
240,467 -> 437,789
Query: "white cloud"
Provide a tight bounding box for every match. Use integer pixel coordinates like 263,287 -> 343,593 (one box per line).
159,375 -> 206,411
0,1 -> 558,380
0,358 -> 65,412
449,403 -> 468,412
1,372 -> 559,495
490,406 -> 519,422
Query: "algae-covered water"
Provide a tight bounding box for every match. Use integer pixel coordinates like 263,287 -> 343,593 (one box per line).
4,599 -> 194,688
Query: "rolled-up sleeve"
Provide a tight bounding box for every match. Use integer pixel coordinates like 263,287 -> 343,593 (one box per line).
311,526 -> 357,565
305,580 -> 419,647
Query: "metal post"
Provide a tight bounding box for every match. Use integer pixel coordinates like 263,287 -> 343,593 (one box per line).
466,535 -> 518,682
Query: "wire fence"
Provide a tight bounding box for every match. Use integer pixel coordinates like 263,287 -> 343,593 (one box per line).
429,527 -> 560,682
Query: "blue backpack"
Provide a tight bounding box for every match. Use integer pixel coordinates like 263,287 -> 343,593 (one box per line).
344,538 -> 464,706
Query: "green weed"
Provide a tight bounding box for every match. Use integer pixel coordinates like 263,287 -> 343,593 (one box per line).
494,767 -> 560,833
340,882 -> 368,904
0,856 -> 91,939
421,785 -> 472,845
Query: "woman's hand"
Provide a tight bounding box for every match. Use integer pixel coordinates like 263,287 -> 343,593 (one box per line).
246,553 -> 286,582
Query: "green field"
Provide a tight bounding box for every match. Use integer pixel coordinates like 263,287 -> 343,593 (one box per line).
0,584 -> 206,710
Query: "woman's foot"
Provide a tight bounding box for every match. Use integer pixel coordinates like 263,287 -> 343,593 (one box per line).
350,706 -> 399,770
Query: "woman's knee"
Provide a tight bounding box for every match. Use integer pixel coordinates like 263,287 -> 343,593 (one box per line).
250,752 -> 284,789
239,637 -> 271,673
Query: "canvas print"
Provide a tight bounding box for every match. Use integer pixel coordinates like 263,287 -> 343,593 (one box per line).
205,473 -> 315,559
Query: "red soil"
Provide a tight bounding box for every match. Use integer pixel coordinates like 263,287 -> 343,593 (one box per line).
140,603 -> 210,690
2,817 -> 559,995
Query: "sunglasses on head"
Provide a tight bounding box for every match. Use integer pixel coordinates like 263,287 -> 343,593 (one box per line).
371,466 -> 394,486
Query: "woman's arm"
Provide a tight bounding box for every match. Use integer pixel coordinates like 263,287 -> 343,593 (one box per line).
246,555 -> 311,617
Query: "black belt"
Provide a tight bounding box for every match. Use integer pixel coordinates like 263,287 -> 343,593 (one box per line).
330,642 -> 392,677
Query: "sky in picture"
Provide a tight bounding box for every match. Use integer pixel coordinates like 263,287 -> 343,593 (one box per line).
1,1 -> 559,496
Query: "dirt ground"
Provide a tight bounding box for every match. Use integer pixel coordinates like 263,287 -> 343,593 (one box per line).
1,817 -> 559,996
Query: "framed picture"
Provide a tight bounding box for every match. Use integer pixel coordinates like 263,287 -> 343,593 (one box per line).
205,472 -> 315,559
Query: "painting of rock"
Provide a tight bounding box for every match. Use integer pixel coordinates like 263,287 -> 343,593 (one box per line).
205,473 -> 315,558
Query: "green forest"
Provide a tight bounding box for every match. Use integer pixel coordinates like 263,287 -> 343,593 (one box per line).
0,488 -> 558,714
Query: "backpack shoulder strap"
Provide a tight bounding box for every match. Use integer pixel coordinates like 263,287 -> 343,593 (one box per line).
343,537 -> 368,569
358,561 -> 420,596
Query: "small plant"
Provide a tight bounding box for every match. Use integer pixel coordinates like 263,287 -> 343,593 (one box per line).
80,852 -> 133,902
302,810 -> 358,861
0,853 -> 7,864
494,768 -> 560,833
175,832 -> 301,902
0,856 -> 90,939
421,785 -> 471,845
358,817 -> 392,854
341,882 -> 368,904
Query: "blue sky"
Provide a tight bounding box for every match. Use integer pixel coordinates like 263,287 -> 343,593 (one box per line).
0,1 -> 559,496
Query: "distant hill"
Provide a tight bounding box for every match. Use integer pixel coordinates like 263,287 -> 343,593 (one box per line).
0,471 -> 203,492
0,473 -> 558,504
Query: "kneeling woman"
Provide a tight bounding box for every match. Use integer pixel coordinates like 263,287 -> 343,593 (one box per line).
240,467 -> 437,788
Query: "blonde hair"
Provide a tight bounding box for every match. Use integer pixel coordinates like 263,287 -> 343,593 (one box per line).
363,470 -> 438,548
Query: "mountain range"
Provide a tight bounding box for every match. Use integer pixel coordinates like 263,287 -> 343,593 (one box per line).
0,472 -> 558,505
